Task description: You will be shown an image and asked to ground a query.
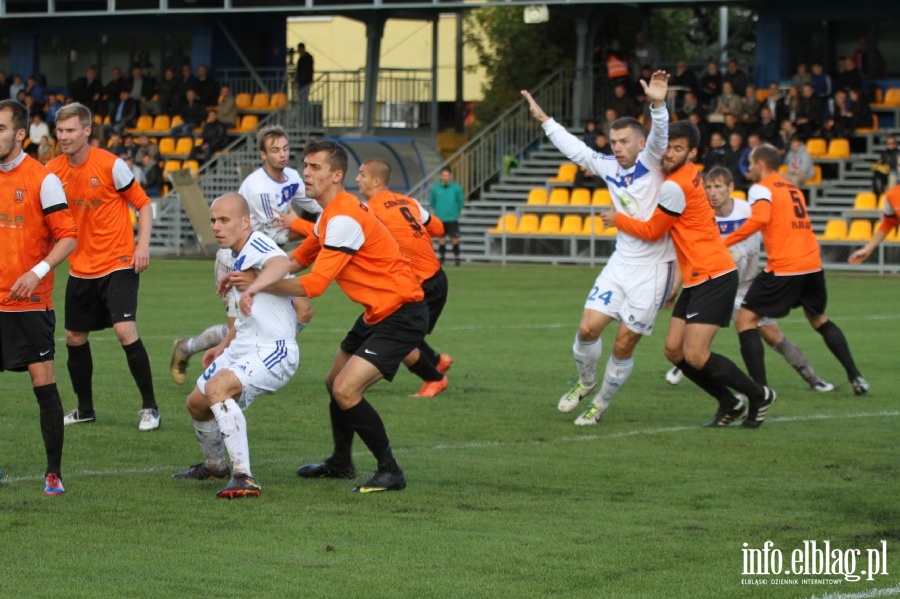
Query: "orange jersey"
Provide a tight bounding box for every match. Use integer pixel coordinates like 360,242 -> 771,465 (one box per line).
366,189 -> 443,281
614,162 -> 734,287
0,153 -> 77,311
293,190 -> 423,324
725,172 -> 821,274
878,185 -> 900,234
48,147 -> 150,277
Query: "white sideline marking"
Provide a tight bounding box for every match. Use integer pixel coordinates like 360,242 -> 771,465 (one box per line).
810,583 -> 900,599
3,410 -> 897,484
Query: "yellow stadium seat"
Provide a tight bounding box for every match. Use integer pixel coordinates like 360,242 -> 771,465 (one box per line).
157,137 -> 176,156
489,213 -> 518,234
817,219 -> 848,240
548,162 -> 578,184
526,188 -> 548,205
548,188 -> 569,205
560,214 -> 584,235
172,137 -> 194,157
805,165 -> 823,186
872,88 -> 900,107
855,114 -> 878,134
151,114 -> 171,133
162,159 -> 182,178
885,226 -> 899,242
853,192 -> 878,211
516,213 -> 540,234
806,138 -> 827,158
235,114 -> 259,133
181,159 -> 200,177
878,195 -> 886,210
591,188 -> 612,206
170,115 -> 184,128
269,92 -> 288,109
251,92 -> 270,110
235,92 -> 252,110
825,138 -> 850,159
130,114 -> 153,133
569,188 -> 591,206
538,214 -> 561,234
600,226 -> 617,237
582,215 -> 605,236
846,219 -> 872,241
732,190 -> 747,201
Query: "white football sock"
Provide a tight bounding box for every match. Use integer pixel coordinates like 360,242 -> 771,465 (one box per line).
210,399 -> 251,476
594,355 -> 635,408
186,324 -> 229,356
573,333 -> 602,386
193,418 -> 226,468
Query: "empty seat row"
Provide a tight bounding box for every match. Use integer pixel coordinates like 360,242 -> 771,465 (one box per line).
527,187 -> 612,207
806,138 -> 850,159
235,92 -> 288,112
816,218 -> 891,242
489,212 -> 617,237
851,192 -> 887,211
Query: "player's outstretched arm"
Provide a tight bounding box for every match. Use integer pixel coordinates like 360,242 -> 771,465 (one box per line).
640,70 -> 670,108
521,90 -> 550,124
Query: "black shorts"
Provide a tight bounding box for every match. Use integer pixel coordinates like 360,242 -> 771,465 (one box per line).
442,221 -> 460,239
0,310 -> 56,372
422,268 -> 449,334
65,269 -> 140,332
672,270 -> 738,328
741,270 -> 827,319
339,301 -> 429,382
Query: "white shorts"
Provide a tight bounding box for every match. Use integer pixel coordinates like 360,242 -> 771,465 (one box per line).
584,256 -> 675,336
196,340 -> 299,410
733,282 -> 776,327
215,248 -> 237,318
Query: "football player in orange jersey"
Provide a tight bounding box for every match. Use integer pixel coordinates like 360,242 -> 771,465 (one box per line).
848,182 -> 900,267
726,144 -> 869,396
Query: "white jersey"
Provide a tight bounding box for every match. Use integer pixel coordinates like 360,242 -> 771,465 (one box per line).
224,231 -> 298,359
542,105 -> 675,265
715,199 -> 761,291
238,166 -> 320,245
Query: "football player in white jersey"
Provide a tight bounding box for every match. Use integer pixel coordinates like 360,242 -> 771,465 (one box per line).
665,166 -> 833,392
522,71 -> 678,425
172,193 -> 299,499
170,126 -> 318,384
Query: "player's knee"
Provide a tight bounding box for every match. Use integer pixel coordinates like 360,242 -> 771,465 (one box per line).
683,348 -> 710,370
185,391 -> 209,419
663,344 -> 682,365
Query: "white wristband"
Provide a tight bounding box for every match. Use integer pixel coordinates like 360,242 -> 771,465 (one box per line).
30,261 -> 51,280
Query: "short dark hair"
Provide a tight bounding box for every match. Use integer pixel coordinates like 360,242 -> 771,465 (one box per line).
751,143 -> 782,171
257,125 -> 287,153
704,165 -> 733,185
610,117 -> 645,140
0,99 -> 28,134
669,121 -> 700,150
304,139 -> 348,174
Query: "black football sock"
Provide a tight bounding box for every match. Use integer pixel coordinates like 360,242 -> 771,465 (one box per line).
328,396 -> 355,466
439,244 -> 446,263
675,360 -> 739,408
407,352 -> 442,382
701,353 -> 766,404
418,341 -> 442,366
35,384 -> 64,475
123,339 -> 157,410
738,329 -> 768,386
452,243 -> 460,261
345,398 -> 399,472
66,342 -> 94,414
815,320 -> 862,380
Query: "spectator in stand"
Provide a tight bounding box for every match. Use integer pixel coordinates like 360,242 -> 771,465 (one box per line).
763,82 -> 782,121
195,64 -> 219,107
702,130 -> 728,171
779,85 -> 800,126
738,132 -> 762,190
609,81 -> 639,119
601,107 -> 618,137
848,88 -> 872,131
188,109 -> 229,164
127,65 -> 156,116
782,134 -> 814,186
36,134 -> 57,165
670,60 -> 700,109
45,93 -> 62,128
173,63 -> 199,114
9,74 -> 25,100
28,112 -> 51,148
686,111 -> 710,155
69,66 -> 104,116
25,75 -> 46,105
721,112 -> 746,142
629,31 -> 661,76
216,84 -> 238,129
834,56 -> 863,93
871,135 -> 899,196
698,61 -> 722,110
722,59 -> 748,96
140,154 -> 164,197
134,133 -> 160,164
134,50 -> 155,79
605,45 -> 630,89
823,89 -> 853,140
740,84 -> 761,129
0,70 -> 10,100
156,67 -> 178,116
103,67 -> 128,118
593,131 -> 611,154
122,153 -> 144,186
170,88 -> 206,139
708,80 -> 742,124
810,63 -> 832,99
105,88 -> 139,137
676,90 -> 705,122
723,130 -> 746,189
776,119 -> 798,154
582,119 -> 599,149
122,134 -> 139,161
295,43 -> 315,115
795,83 -> 823,139
791,63 -> 812,88
756,106 -> 780,148
106,132 -> 126,156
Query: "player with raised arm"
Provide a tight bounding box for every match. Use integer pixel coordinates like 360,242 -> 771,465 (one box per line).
172,193 -> 298,499
521,71 -> 677,425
